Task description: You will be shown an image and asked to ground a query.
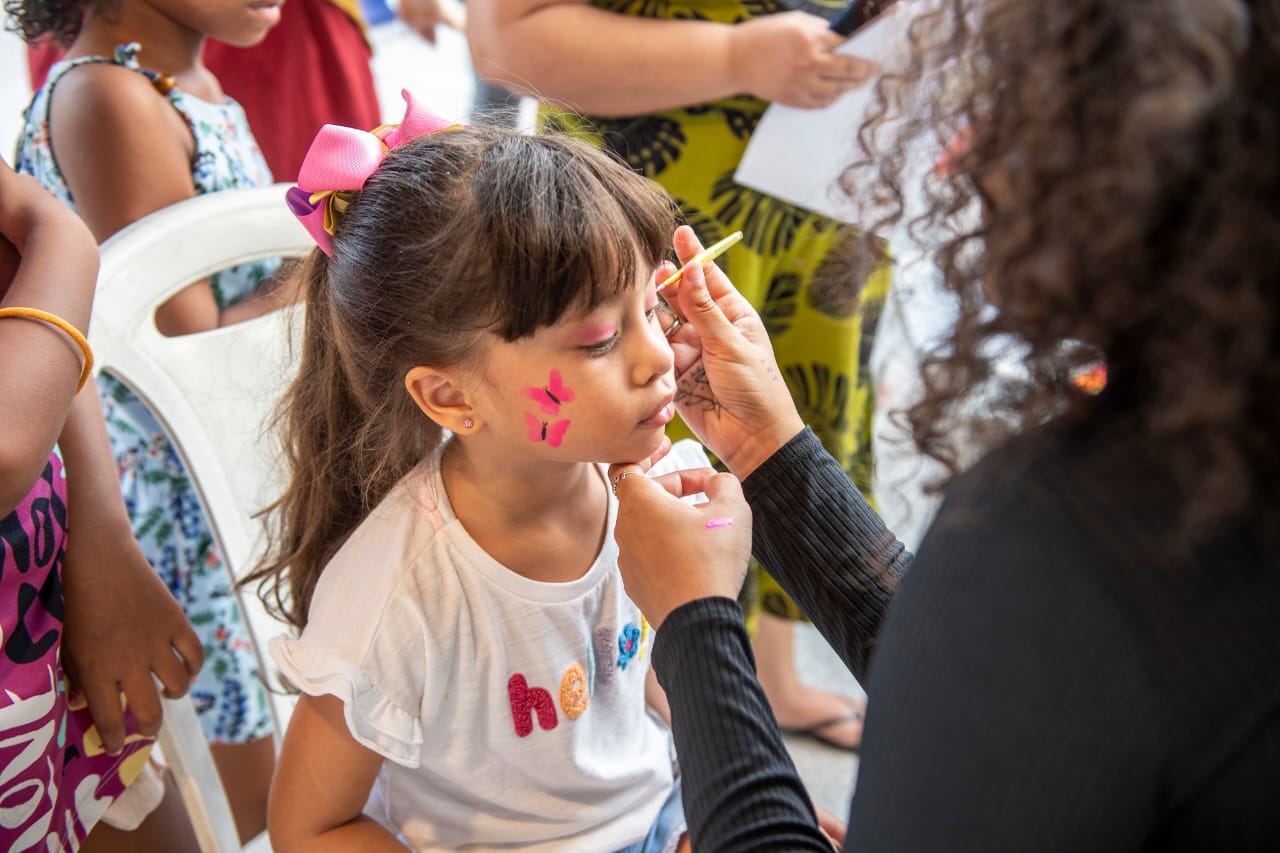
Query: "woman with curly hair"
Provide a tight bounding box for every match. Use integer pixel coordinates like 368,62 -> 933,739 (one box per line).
604,0 -> 1280,848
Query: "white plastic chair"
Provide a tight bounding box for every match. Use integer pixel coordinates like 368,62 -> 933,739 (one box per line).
89,185 -> 312,851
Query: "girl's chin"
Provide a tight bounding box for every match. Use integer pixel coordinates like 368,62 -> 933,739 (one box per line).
621,429 -> 669,464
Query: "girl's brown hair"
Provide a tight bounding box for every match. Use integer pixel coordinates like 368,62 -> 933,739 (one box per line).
847,0 -> 1279,542
4,0 -> 112,44
246,128 -> 675,629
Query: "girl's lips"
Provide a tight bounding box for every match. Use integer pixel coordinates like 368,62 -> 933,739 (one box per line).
247,1 -> 283,25
639,399 -> 676,429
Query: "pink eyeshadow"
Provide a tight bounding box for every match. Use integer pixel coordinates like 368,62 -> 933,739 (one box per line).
567,322 -> 617,346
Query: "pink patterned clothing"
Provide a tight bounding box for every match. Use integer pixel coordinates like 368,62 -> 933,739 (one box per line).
0,451 -> 154,851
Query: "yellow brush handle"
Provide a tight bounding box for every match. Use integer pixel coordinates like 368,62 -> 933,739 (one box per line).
658,231 -> 744,292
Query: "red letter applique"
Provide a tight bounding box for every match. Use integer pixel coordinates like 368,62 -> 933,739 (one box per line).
508,673 -> 558,737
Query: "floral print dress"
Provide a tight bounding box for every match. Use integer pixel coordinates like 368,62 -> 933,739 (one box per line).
15,43 -> 276,745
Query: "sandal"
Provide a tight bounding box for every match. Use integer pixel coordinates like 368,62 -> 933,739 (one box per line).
780,698 -> 865,752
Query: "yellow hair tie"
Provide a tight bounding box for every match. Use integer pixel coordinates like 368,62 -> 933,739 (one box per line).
0,307 -> 95,392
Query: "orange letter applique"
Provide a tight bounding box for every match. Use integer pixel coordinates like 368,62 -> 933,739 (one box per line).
559,663 -> 589,720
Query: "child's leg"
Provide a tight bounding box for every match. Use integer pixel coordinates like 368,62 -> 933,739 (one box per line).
80,771 -> 200,853
211,735 -> 277,842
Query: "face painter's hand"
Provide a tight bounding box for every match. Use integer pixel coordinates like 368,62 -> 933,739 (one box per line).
662,226 -> 805,479
610,463 -> 752,629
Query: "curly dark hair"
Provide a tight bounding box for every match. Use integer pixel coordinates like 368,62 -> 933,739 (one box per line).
3,0 -> 114,44
846,0 -> 1279,543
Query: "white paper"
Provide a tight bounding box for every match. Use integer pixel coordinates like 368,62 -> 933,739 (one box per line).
734,4 -> 914,224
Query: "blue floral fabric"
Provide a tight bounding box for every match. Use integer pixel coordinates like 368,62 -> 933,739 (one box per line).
16,43 -> 276,744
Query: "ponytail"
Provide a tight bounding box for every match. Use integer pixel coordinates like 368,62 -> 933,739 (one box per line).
245,251 -> 438,630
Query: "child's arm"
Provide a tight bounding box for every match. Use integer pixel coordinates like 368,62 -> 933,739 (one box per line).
269,693 -> 409,852
56,382 -> 205,753
48,63 -> 296,336
469,0 -> 876,116
646,666 -> 672,726
0,164 -> 98,514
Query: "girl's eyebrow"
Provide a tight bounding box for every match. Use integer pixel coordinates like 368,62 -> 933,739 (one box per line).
565,321 -> 617,345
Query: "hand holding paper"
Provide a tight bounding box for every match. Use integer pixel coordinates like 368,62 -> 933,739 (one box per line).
735,2 -> 914,222
730,11 -> 880,109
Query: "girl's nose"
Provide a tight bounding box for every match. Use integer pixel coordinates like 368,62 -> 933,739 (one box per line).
631,312 -> 675,385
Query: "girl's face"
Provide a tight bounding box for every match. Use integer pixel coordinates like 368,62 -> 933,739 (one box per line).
471,260 -> 676,465
156,0 -> 282,48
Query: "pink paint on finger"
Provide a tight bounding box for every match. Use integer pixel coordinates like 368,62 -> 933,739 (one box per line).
704,517 -> 734,529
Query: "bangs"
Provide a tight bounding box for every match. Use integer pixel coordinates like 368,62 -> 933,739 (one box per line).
469,134 -> 675,340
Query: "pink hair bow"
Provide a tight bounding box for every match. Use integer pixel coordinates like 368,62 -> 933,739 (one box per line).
285,89 -> 462,256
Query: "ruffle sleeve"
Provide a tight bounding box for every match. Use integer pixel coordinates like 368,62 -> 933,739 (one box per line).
270,634 -> 425,768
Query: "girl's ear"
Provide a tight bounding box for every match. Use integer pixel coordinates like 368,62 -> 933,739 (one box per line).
405,366 -> 478,433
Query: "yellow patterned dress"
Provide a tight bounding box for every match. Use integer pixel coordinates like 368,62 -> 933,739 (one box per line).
541,0 -> 891,621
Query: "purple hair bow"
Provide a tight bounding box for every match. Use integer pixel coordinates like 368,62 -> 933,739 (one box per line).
285,89 -> 462,256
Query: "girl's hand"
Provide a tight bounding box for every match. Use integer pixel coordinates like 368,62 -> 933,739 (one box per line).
663,226 -> 805,479
728,11 -> 879,109
61,516 -> 203,753
609,464 -> 752,629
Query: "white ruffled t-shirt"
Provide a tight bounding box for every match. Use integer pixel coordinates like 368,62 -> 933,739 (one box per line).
271,440 -> 711,851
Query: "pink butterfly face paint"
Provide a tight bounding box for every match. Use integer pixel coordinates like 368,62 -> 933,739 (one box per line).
704,517 -> 734,529
525,411 -> 570,448
523,370 -> 575,448
524,369 -> 575,415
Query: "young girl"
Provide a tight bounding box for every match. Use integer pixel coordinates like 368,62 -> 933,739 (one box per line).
10,0 -> 290,841
0,163 -> 203,850
251,96 -> 701,851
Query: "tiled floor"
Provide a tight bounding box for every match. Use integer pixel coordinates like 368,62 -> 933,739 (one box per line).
0,11 -> 869,823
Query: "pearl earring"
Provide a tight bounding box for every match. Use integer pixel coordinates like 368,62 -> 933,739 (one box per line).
462,417 -> 474,430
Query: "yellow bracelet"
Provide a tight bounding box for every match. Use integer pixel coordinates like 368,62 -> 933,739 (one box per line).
0,307 -> 95,392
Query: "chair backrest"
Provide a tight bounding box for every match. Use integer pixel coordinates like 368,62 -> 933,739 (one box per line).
90,185 -> 313,851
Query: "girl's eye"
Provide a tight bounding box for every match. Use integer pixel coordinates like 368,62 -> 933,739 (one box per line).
579,333 -> 619,357
644,304 -> 660,323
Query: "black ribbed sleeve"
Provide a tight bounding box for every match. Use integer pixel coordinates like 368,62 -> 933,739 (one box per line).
654,599 -> 832,851
741,428 -> 910,682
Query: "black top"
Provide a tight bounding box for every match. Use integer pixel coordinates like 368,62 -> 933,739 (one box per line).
653,427 -> 1280,851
